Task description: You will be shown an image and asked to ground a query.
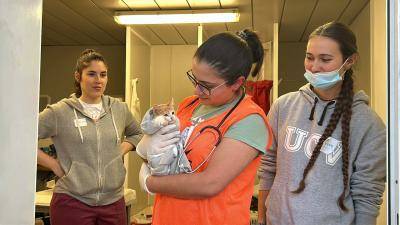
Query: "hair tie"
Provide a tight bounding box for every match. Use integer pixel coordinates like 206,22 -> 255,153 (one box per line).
237,30 -> 248,40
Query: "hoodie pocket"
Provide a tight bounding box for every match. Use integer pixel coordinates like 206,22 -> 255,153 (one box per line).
102,156 -> 126,193
59,161 -> 97,196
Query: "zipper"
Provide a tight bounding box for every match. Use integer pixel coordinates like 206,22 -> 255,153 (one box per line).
95,121 -> 102,205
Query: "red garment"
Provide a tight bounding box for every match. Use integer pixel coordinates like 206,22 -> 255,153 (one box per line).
245,80 -> 273,113
50,193 -> 127,225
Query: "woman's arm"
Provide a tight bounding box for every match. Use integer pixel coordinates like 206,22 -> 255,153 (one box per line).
257,190 -> 269,224
146,137 -> 259,199
37,149 -> 64,177
120,141 -> 134,156
351,116 -> 386,225
38,105 -> 64,176
123,103 -> 143,149
257,100 -> 280,223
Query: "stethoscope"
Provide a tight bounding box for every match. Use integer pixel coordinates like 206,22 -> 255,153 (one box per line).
177,91 -> 245,173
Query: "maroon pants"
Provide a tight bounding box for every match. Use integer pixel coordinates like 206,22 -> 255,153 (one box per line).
50,193 -> 127,225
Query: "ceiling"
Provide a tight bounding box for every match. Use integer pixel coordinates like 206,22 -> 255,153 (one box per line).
41,0 -> 369,46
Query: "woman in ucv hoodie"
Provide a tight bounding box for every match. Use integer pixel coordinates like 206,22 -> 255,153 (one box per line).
37,49 -> 142,225
258,22 -> 386,225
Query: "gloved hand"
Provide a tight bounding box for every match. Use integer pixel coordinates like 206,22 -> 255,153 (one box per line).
139,163 -> 154,195
136,124 -> 180,159
147,145 -> 177,175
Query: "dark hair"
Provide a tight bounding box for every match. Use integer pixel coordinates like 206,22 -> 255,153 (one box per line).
292,21 -> 357,211
194,29 -> 264,85
74,49 -> 107,97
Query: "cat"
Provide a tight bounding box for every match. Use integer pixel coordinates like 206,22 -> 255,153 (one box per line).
141,99 -> 192,175
141,99 -> 179,134
153,98 -> 177,128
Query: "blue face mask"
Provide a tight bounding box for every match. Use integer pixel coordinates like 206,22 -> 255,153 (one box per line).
304,58 -> 349,90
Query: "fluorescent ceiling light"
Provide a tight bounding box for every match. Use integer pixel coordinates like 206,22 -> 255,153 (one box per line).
114,9 -> 239,25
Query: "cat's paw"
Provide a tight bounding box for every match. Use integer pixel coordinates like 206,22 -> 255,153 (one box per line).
154,116 -> 168,127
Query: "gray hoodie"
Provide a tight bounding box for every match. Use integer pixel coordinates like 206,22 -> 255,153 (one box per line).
258,84 -> 386,225
38,94 -> 142,206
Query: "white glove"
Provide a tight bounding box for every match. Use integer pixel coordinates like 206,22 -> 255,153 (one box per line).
147,146 -> 177,175
136,124 -> 180,159
139,163 -> 154,195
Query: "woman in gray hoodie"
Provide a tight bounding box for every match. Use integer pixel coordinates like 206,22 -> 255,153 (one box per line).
37,49 -> 142,225
258,22 -> 386,225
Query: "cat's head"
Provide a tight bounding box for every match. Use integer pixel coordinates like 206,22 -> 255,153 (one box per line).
153,98 -> 175,118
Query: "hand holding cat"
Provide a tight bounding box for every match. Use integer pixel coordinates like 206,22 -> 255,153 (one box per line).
139,162 -> 153,194
136,124 -> 180,159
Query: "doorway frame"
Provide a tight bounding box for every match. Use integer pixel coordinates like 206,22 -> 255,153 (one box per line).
388,0 -> 399,223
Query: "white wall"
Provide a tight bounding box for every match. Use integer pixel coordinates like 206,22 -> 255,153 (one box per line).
278,42 -> 307,96
125,29 -> 151,115
150,45 -> 197,105
370,0 -> 387,224
351,2 -> 387,224
0,0 -> 42,224
370,1 -> 387,120
125,27 -> 151,214
350,3 -> 371,97
40,45 -> 125,105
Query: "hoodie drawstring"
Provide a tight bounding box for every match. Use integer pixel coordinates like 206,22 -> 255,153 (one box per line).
73,109 -> 84,143
318,100 -> 336,126
110,107 -> 121,144
309,97 -> 318,121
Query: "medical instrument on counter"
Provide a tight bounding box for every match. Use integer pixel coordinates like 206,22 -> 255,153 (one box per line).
177,91 -> 245,173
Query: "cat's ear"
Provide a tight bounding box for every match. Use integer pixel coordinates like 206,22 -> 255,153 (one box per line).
169,98 -> 174,107
149,108 -> 154,117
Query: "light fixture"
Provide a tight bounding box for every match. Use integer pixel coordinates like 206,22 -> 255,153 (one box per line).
114,9 -> 239,25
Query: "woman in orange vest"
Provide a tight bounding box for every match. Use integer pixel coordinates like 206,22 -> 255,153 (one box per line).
137,29 -> 273,225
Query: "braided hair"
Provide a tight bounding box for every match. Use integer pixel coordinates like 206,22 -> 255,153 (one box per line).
292,22 -> 357,211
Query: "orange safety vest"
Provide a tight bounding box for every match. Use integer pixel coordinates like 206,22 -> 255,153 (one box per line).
152,95 -> 273,225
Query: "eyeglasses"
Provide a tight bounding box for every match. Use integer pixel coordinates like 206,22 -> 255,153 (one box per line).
186,70 -> 226,96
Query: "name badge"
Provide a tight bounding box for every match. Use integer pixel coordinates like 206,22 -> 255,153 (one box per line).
74,118 -> 87,127
321,137 -> 340,154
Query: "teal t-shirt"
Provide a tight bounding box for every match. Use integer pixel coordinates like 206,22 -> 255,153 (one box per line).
192,95 -> 268,154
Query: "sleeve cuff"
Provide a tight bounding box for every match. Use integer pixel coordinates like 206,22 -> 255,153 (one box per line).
124,134 -> 143,147
355,212 -> 377,225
